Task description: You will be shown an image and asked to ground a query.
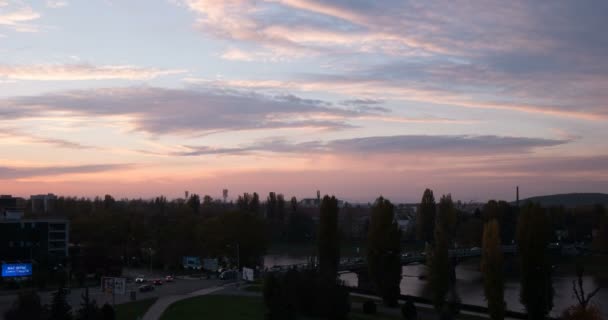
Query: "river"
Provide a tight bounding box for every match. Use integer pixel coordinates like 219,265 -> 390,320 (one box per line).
263,252 -> 608,318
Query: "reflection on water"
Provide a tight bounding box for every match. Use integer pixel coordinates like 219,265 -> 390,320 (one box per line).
264,254 -> 608,318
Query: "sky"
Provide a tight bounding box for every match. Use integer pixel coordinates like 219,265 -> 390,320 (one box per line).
1,0 -> 607,203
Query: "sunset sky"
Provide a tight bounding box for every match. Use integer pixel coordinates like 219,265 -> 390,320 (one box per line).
1,0 -> 607,202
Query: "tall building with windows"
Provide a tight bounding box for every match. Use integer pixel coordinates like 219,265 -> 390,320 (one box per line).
1,195 -> 69,265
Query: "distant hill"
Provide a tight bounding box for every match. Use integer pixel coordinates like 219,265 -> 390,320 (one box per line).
519,193 -> 608,208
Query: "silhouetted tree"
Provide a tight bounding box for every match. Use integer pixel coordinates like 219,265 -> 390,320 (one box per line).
290,196 -> 298,213
50,288 -> 72,320
187,194 -> 201,214
100,304 -> 115,320
367,196 -> 401,307
593,206 -> 608,252
417,189 -> 436,243
517,203 -> 554,319
482,219 -> 505,320
318,195 -> 340,281
428,195 -> 455,314
4,291 -> 47,320
75,288 -> 99,320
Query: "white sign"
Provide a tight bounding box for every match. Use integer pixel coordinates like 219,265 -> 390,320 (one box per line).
242,267 -> 254,282
101,277 -> 126,295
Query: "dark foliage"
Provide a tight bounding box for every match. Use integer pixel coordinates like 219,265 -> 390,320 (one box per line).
263,269 -> 350,320
318,195 -> 340,281
401,299 -> 417,320
517,203 -> 554,319
367,196 -> 401,307
4,291 -> 48,320
49,288 -> 72,320
362,300 -> 377,314
417,189 -> 436,243
100,304 -> 115,320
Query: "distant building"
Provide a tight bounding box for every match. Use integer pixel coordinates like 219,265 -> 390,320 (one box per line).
0,195 -> 26,220
31,193 -> 57,214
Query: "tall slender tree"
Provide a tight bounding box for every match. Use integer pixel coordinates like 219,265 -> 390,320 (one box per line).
428,194 -> 455,314
318,195 -> 340,281
367,196 -> 402,306
417,189 -> 436,243
517,203 -> 554,319
482,219 -> 505,320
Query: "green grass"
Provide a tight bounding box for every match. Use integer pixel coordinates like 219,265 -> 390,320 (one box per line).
115,298 -> 157,320
243,284 -> 262,292
160,295 -> 265,320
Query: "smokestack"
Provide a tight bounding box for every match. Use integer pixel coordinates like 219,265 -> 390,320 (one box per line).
516,186 -> 519,207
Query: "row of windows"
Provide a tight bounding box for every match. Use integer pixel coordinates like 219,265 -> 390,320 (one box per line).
8,241 -> 41,247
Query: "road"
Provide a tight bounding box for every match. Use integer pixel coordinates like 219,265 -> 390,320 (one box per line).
0,275 -> 226,316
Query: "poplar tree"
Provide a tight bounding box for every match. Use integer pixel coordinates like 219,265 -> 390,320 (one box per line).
367,197 -> 402,306
482,219 -> 505,320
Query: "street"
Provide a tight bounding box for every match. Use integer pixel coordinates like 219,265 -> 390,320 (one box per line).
0,273 -> 226,317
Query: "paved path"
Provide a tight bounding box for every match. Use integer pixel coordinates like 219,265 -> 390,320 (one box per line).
141,284 -> 233,320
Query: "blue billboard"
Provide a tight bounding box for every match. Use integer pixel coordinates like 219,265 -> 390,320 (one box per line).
1,263 -> 33,277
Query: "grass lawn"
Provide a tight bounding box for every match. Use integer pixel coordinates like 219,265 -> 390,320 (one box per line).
115,298 -> 157,320
243,284 -> 262,292
160,295 -> 265,320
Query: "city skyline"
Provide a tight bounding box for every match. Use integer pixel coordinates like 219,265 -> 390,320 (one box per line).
1,1 -> 607,202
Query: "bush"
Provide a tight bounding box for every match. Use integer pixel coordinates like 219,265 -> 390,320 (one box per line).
401,299 -> 417,320
562,305 -> 602,320
362,300 -> 377,314
263,269 -> 349,319
4,291 -> 48,320
100,304 -> 115,320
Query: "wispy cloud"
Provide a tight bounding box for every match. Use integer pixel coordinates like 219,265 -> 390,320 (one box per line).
0,87 -> 365,135
46,1 -> 68,9
0,163 -> 132,180
169,134 -> 568,157
0,128 -> 92,149
0,64 -> 186,81
0,4 -> 41,32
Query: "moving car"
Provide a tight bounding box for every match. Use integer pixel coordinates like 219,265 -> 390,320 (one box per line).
153,279 -> 163,286
135,275 -> 145,283
139,284 -> 154,292
165,275 -> 174,282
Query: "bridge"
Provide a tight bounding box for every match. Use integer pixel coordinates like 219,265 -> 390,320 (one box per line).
269,245 -> 518,274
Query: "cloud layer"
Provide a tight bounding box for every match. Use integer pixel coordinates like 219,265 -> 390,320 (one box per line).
172,134 -> 568,156
0,64 -> 185,81
0,87 -> 369,135
0,164 -> 131,180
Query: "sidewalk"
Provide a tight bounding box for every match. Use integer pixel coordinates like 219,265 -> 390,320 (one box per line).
141,284 -> 234,320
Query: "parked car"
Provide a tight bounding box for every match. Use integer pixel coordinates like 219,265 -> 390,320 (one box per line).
165,275 -> 174,282
135,275 -> 145,283
219,270 -> 238,280
139,284 -> 154,292
153,279 -> 163,286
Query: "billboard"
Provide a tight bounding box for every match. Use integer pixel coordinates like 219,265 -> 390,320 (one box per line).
1,263 -> 33,278
242,267 -> 254,282
203,258 -> 219,272
182,256 -> 201,269
101,277 -> 126,295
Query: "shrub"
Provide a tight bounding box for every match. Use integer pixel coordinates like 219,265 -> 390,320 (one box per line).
363,300 -> 377,314
561,305 -> 602,320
